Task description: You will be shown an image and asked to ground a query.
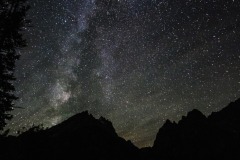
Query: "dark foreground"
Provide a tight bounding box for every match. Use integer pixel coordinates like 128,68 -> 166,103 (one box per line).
1,98 -> 240,160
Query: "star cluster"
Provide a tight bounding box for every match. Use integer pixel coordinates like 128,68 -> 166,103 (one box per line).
7,0 -> 240,147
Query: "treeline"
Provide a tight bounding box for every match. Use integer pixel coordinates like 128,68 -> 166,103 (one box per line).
0,0 -> 29,130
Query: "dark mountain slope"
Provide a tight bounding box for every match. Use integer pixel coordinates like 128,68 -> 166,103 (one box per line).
1,111 -> 140,160
209,98 -> 240,132
152,98 -> 240,160
1,99 -> 240,160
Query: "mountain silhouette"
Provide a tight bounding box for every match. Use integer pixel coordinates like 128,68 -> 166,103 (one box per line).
1,111 -> 140,160
1,98 -> 240,160
152,98 -> 240,160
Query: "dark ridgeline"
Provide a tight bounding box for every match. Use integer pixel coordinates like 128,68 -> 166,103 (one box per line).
152,98 -> 240,160
0,98 -> 240,160
0,111 -> 140,160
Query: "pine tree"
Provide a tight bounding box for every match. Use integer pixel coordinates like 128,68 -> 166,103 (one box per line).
0,0 -> 30,130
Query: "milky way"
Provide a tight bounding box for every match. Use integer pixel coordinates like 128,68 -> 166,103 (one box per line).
6,0 -> 240,147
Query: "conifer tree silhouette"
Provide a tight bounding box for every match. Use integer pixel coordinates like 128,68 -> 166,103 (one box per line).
0,0 -> 30,130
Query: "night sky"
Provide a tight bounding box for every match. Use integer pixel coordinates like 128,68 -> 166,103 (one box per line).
6,0 -> 240,147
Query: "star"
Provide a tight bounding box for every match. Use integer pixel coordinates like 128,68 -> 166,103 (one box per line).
6,0 -> 240,148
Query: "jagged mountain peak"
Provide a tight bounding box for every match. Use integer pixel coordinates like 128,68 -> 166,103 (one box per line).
2,99 -> 240,160
5,111 -> 140,160
153,98 -> 240,159
178,109 -> 206,126
44,111 -> 119,139
161,119 -> 177,128
187,109 -> 205,118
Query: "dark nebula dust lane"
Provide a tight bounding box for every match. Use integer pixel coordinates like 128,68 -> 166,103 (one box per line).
6,0 -> 240,147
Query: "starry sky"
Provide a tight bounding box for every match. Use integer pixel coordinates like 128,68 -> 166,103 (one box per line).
6,0 -> 240,147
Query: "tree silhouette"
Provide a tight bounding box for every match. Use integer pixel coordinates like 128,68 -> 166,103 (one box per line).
0,0 -> 30,130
